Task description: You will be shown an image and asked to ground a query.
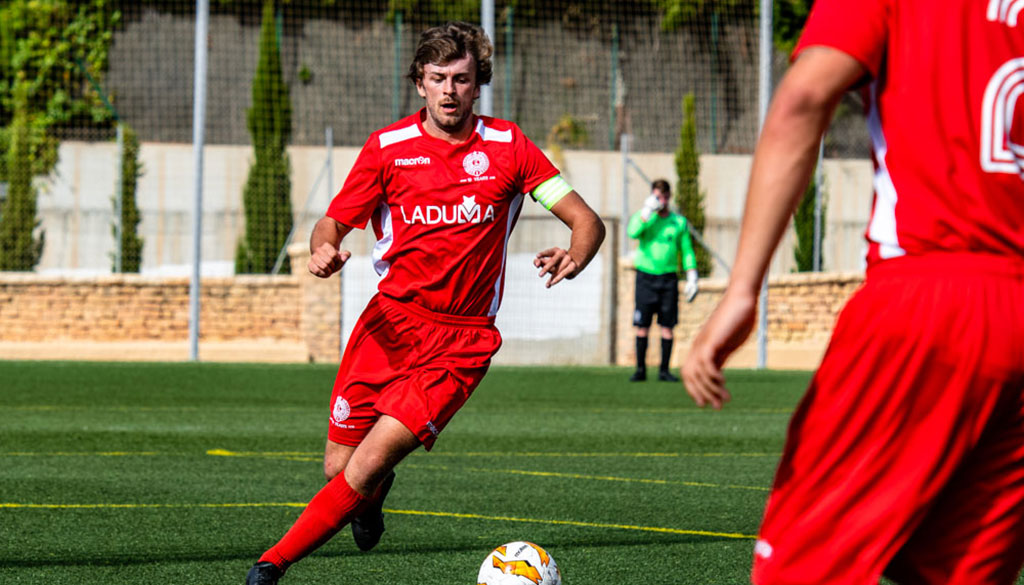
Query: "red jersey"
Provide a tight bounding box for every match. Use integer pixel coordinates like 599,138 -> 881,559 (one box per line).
326,110 -> 560,317
795,0 -> 1024,265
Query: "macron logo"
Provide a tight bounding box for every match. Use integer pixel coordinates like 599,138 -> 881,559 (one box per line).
394,156 -> 431,167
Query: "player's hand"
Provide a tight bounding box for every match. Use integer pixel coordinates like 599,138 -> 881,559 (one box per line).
533,247 -> 579,288
308,242 -> 351,278
640,193 -> 663,220
681,288 -> 756,409
683,269 -> 699,303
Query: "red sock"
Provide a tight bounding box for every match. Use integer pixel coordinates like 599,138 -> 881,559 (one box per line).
258,471 -> 370,571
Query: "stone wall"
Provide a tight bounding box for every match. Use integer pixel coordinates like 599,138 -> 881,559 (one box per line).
0,253 -> 865,369
616,260 -> 864,370
0,274 -> 298,341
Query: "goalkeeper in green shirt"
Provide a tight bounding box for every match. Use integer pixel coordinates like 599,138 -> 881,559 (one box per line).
627,179 -> 699,382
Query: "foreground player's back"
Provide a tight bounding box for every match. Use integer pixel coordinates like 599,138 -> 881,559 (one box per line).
797,0 -> 1024,264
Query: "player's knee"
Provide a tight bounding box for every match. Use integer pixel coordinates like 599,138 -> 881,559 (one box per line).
345,453 -> 392,494
324,458 -> 345,482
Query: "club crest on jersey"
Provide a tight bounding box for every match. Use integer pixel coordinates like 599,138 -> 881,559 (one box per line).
399,195 -> 495,225
332,397 -> 351,423
463,151 -> 490,177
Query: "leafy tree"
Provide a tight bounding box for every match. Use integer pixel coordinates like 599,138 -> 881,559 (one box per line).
0,0 -> 119,270
793,169 -> 826,272
674,93 -> 710,276
236,0 -> 294,274
659,0 -> 812,51
112,124 -> 144,273
773,0 -> 813,53
0,0 -> 119,144
0,84 -> 44,271
388,0 -> 478,23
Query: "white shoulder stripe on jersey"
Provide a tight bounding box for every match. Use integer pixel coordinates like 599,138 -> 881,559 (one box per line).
866,81 -> 906,260
475,119 -> 513,143
379,124 -> 422,149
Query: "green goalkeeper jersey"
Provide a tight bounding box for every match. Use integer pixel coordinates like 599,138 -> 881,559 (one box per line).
627,210 -> 698,276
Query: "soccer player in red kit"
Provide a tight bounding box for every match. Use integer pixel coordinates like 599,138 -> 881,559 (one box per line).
683,0 -> 1024,583
244,21 -> 605,585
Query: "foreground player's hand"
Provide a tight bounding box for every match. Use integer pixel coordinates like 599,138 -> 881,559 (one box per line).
308,242 -> 351,278
682,288 -> 757,409
534,247 -> 579,288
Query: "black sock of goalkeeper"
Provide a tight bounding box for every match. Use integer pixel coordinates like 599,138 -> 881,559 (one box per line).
635,337 -> 648,371
660,338 -> 673,372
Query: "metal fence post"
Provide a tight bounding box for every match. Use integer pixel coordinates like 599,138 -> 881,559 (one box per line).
189,0 -> 210,362
756,0 -> 773,370
114,123 -> 123,274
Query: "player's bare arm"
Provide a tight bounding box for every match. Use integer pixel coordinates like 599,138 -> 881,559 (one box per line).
682,46 -> 866,409
534,190 -> 606,288
308,216 -> 354,278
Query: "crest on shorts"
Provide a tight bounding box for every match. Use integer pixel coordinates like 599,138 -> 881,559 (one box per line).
463,151 -> 490,177
332,397 -> 351,422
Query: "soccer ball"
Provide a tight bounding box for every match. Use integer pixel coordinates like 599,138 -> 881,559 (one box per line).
477,541 -> 562,585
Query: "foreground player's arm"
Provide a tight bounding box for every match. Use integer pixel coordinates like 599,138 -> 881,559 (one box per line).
535,190 -> 606,288
308,216 -> 354,278
682,46 -> 866,409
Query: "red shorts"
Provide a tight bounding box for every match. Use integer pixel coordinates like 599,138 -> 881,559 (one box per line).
753,253 -> 1024,585
327,294 -> 501,451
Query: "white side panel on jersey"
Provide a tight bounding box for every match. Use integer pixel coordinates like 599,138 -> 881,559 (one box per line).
371,201 -> 394,277
475,119 -> 513,143
378,124 -> 422,149
866,82 -> 906,260
981,58 -> 1024,174
487,193 -> 524,317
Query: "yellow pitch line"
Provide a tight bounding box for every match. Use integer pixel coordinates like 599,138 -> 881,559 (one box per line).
402,463 -> 769,492
575,408 -> 792,414
385,508 -> 755,540
0,502 -> 754,540
1,449 -> 779,460
429,451 -> 780,458
0,502 -> 307,510
2,451 -> 163,457
206,449 -> 318,458
8,405 -> 789,414
206,450 -> 769,491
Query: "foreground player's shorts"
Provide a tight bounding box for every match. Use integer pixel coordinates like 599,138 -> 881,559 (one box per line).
753,253 -> 1024,585
327,293 -> 502,450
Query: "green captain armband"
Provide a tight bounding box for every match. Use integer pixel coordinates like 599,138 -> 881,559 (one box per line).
531,175 -> 574,210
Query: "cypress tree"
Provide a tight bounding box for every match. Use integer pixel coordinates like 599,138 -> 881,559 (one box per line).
673,93 -> 710,276
793,171 -> 826,272
236,0 -> 293,274
112,124 -> 144,272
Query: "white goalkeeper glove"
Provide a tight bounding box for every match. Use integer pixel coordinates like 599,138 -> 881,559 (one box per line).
640,193 -> 664,221
683,269 -> 699,302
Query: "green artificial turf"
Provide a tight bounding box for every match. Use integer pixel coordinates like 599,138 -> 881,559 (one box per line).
1,361 -> 809,584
